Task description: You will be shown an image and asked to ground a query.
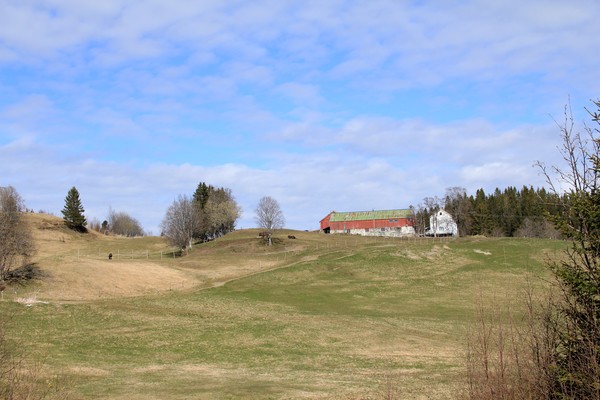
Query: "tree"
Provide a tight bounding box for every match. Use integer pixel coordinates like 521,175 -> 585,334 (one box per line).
536,100 -> 600,398
0,186 -> 35,281
255,196 -> 285,231
161,195 -> 199,253
444,187 -> 472,237
204,190 -> 241,239
61,186 -> 87,232
107,208 -> 144,237
193,182 -> 211,210
191,183 -> 241,241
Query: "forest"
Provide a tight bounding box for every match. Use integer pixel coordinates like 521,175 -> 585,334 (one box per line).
414,185 -> 563,238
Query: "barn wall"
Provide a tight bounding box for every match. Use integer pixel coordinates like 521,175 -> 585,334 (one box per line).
324,217 -> 415,237
331,226 -> 415,237
328,218 -> 413,231
320,213 -> 332,231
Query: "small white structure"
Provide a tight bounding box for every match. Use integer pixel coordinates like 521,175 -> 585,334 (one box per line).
427,209 -> 458,237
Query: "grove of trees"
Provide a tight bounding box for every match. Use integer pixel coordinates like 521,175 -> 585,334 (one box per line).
161,182 -> 241,251
192,182 -> 241,242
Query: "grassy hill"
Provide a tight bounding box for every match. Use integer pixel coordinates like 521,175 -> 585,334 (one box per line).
0,214 -> 563,399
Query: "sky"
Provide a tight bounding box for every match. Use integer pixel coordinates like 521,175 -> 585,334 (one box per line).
1,0 -> 600,234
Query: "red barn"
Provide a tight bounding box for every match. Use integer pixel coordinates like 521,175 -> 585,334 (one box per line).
320,209 -> 415,237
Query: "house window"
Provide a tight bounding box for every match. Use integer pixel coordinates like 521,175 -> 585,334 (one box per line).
380,228 -> 385,232
365,228 -> 369,232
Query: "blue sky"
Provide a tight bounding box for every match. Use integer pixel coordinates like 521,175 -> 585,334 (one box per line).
1,0 -> 599,234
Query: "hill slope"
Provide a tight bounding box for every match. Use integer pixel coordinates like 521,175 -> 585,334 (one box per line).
22,213 -> 199,301
3,216 -> 563,399
19,214 -> 321,301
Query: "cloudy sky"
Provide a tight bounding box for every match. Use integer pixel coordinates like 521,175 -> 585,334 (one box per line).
1,0 -> 599,233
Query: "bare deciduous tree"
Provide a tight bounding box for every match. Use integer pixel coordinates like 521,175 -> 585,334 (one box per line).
108,208 -> 144,237
255,196 -> 285,231
0,186 -> 35,281
444,186 -> 472,237
160,195 -> 199,253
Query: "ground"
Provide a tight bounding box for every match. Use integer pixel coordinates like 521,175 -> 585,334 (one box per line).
0,213 -> 560,399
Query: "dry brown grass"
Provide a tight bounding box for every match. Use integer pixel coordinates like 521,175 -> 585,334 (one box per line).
18,213 -> 202,301
18,215 -> 317,301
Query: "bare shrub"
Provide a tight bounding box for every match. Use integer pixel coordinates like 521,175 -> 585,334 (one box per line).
465,289 -> 556,400
87,217 -> 102,233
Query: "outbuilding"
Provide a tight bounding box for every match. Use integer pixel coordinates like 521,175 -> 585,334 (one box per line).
320,209 -> 415,237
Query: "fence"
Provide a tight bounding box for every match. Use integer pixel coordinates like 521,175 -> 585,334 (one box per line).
48,247 -> 182,262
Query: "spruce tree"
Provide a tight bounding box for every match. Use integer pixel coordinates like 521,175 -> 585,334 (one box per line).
62,186 -> 87,232
537,100 -> 600,398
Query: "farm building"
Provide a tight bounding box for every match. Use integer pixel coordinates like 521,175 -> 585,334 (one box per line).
320,209 -> 415,237
426,209 -> 459,237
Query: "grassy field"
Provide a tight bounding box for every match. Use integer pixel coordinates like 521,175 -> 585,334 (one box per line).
0,214 -> 563,399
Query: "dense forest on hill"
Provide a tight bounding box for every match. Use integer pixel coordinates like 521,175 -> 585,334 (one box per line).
414,186 -> 562,238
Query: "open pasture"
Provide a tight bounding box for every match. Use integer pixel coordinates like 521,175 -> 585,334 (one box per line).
1,215 -> 561,399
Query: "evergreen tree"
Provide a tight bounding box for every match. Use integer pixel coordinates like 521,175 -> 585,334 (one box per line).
62,186 -> 87,232
193,182 -> 211,210
537,100 -> 600,398
471,189 -> 488,235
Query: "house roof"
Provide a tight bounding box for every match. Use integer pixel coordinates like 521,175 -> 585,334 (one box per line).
328,209 -> 413,222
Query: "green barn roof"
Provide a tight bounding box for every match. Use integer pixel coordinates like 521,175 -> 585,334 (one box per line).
329,209 -> 413,222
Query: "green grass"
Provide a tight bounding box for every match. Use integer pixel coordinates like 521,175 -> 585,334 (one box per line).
1,233 -> 563,399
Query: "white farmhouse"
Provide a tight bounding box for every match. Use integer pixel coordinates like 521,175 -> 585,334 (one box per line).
427,209 -> 458,237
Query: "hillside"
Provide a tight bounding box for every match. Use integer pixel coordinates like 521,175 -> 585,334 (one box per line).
18,214 -> 323,301
18,213 -> 198,301
1,214 -> 563,399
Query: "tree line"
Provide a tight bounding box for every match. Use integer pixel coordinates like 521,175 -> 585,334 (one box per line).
413,185 -> 563,238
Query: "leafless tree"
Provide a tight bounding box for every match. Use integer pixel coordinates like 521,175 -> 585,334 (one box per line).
108,208 -> 144,237
205,196 -> 241,238
0,186 -> 35,281
444,186 -> 472,236
160,195 -> 199,254
255,196 -> 285,231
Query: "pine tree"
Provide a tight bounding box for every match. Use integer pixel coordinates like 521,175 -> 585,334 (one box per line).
62,186 -> 87,232
193,182 -> 211,210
